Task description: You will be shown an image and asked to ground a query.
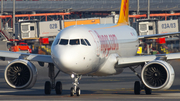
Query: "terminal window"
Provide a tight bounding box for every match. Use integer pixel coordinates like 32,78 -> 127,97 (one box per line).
30,26 -> 34,31
149,26 -> 153,30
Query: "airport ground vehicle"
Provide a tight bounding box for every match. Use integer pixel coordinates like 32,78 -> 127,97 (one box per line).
9,42 -> 32,53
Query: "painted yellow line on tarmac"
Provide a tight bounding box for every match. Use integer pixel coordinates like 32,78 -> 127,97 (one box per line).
163,89 -> 180,91
101,89 -> 180,92
0,91 -> 17,93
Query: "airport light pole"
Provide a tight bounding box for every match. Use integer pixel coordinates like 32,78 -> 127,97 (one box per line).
137,0 -> 140,15
0,0 -> 3,30
147,0 -> 150,19
1,0 -> 3,15
13,0 -> 15,36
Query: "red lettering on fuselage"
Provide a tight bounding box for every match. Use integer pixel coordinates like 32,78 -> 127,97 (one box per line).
94,30 -> 119,56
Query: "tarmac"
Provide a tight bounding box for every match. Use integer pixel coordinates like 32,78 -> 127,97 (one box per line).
0,59 -> 180,100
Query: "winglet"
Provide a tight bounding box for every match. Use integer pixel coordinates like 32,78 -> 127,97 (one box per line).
117,0 -> 129,25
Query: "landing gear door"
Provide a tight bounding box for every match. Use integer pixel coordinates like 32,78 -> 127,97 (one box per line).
89,30 -> 100,56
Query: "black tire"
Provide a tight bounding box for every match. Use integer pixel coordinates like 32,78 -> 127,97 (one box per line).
55,81 -> 62,95
145,86 -> 152,95
134,81 -> 141,94
44,81 -> 51,95
70,87 -> 74,96
76,87 -> 81,96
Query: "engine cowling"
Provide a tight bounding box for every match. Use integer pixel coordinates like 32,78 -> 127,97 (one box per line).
4,59 -> 37,89
141,60 -> 175,90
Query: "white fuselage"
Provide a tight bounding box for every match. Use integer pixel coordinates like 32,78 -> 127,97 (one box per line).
51,24 -> 139,76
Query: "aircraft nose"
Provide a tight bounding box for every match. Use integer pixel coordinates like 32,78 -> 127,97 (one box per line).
58,50 -> 74,69
52,45 -> 94,74
57,47 -> 86,73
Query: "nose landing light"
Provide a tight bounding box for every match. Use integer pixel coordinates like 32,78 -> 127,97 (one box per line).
71,74 -> 75,78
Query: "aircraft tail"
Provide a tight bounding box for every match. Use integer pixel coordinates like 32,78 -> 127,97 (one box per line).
117,0 -> 129,25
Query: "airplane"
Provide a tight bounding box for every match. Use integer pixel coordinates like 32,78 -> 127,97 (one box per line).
0,0 -> 180,96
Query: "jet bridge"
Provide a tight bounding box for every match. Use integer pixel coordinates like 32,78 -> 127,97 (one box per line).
133,19 -> 180,36
134,19 -> 180,55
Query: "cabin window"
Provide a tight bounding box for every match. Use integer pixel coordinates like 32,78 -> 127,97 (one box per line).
59,39 -> 68,45
81,39 -> 87,46
70,39 -> 80,45
84,39 -> 91,46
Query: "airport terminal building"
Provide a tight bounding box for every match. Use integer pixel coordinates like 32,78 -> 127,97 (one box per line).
0,0 -> 180,16
0,0 -> 180,12
0,0 -> 180,26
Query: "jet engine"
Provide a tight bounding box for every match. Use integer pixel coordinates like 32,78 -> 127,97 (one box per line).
4,59 -> 37,89
141,60 -> 175,90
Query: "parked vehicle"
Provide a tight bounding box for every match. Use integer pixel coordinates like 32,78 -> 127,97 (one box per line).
9,42 -> 32,53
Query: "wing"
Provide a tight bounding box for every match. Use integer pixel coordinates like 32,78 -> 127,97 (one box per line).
117,53 -> 180,68
138,32 -> 180,39
0,50 -> 53,63
116,53 -> 180,91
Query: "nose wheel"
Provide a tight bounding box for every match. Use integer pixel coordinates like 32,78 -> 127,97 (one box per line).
70,87 -> 75,96
70,87 -> 81,96
70,74 -> 81,96
76,87 -> 81,96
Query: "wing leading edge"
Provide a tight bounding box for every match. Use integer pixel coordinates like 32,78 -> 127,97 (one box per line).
117,53 -> 180,68
138,32 -> 180,39
0,50 -> 53,63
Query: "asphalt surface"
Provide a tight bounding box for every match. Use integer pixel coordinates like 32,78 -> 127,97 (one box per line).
0,59 -> 180,101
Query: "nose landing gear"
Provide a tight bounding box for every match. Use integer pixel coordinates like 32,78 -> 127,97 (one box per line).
70,74 -> 81,96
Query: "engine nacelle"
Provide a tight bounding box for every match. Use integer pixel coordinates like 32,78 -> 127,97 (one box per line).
141,60 -> 175,90
4,59 -> 37,89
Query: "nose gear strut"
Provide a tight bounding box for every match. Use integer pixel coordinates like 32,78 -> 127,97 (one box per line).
70,74 -> 81,96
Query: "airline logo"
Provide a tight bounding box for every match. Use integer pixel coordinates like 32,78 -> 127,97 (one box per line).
117,0 -> 129,25
93,30 -> 119,56
98,34 -> 119,51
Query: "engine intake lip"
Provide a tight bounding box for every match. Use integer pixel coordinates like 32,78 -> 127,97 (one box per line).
4,59 -> 33,89
6,63 -> 31,87
141,60 -> 170,90
143,64 -> 167,87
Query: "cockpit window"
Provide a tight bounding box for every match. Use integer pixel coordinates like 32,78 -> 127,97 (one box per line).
54,39 -> 60,45
59,39 -> 68,45
81,39 -> 87,46
84,39 -> 91,46
70,39 -> 80,45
